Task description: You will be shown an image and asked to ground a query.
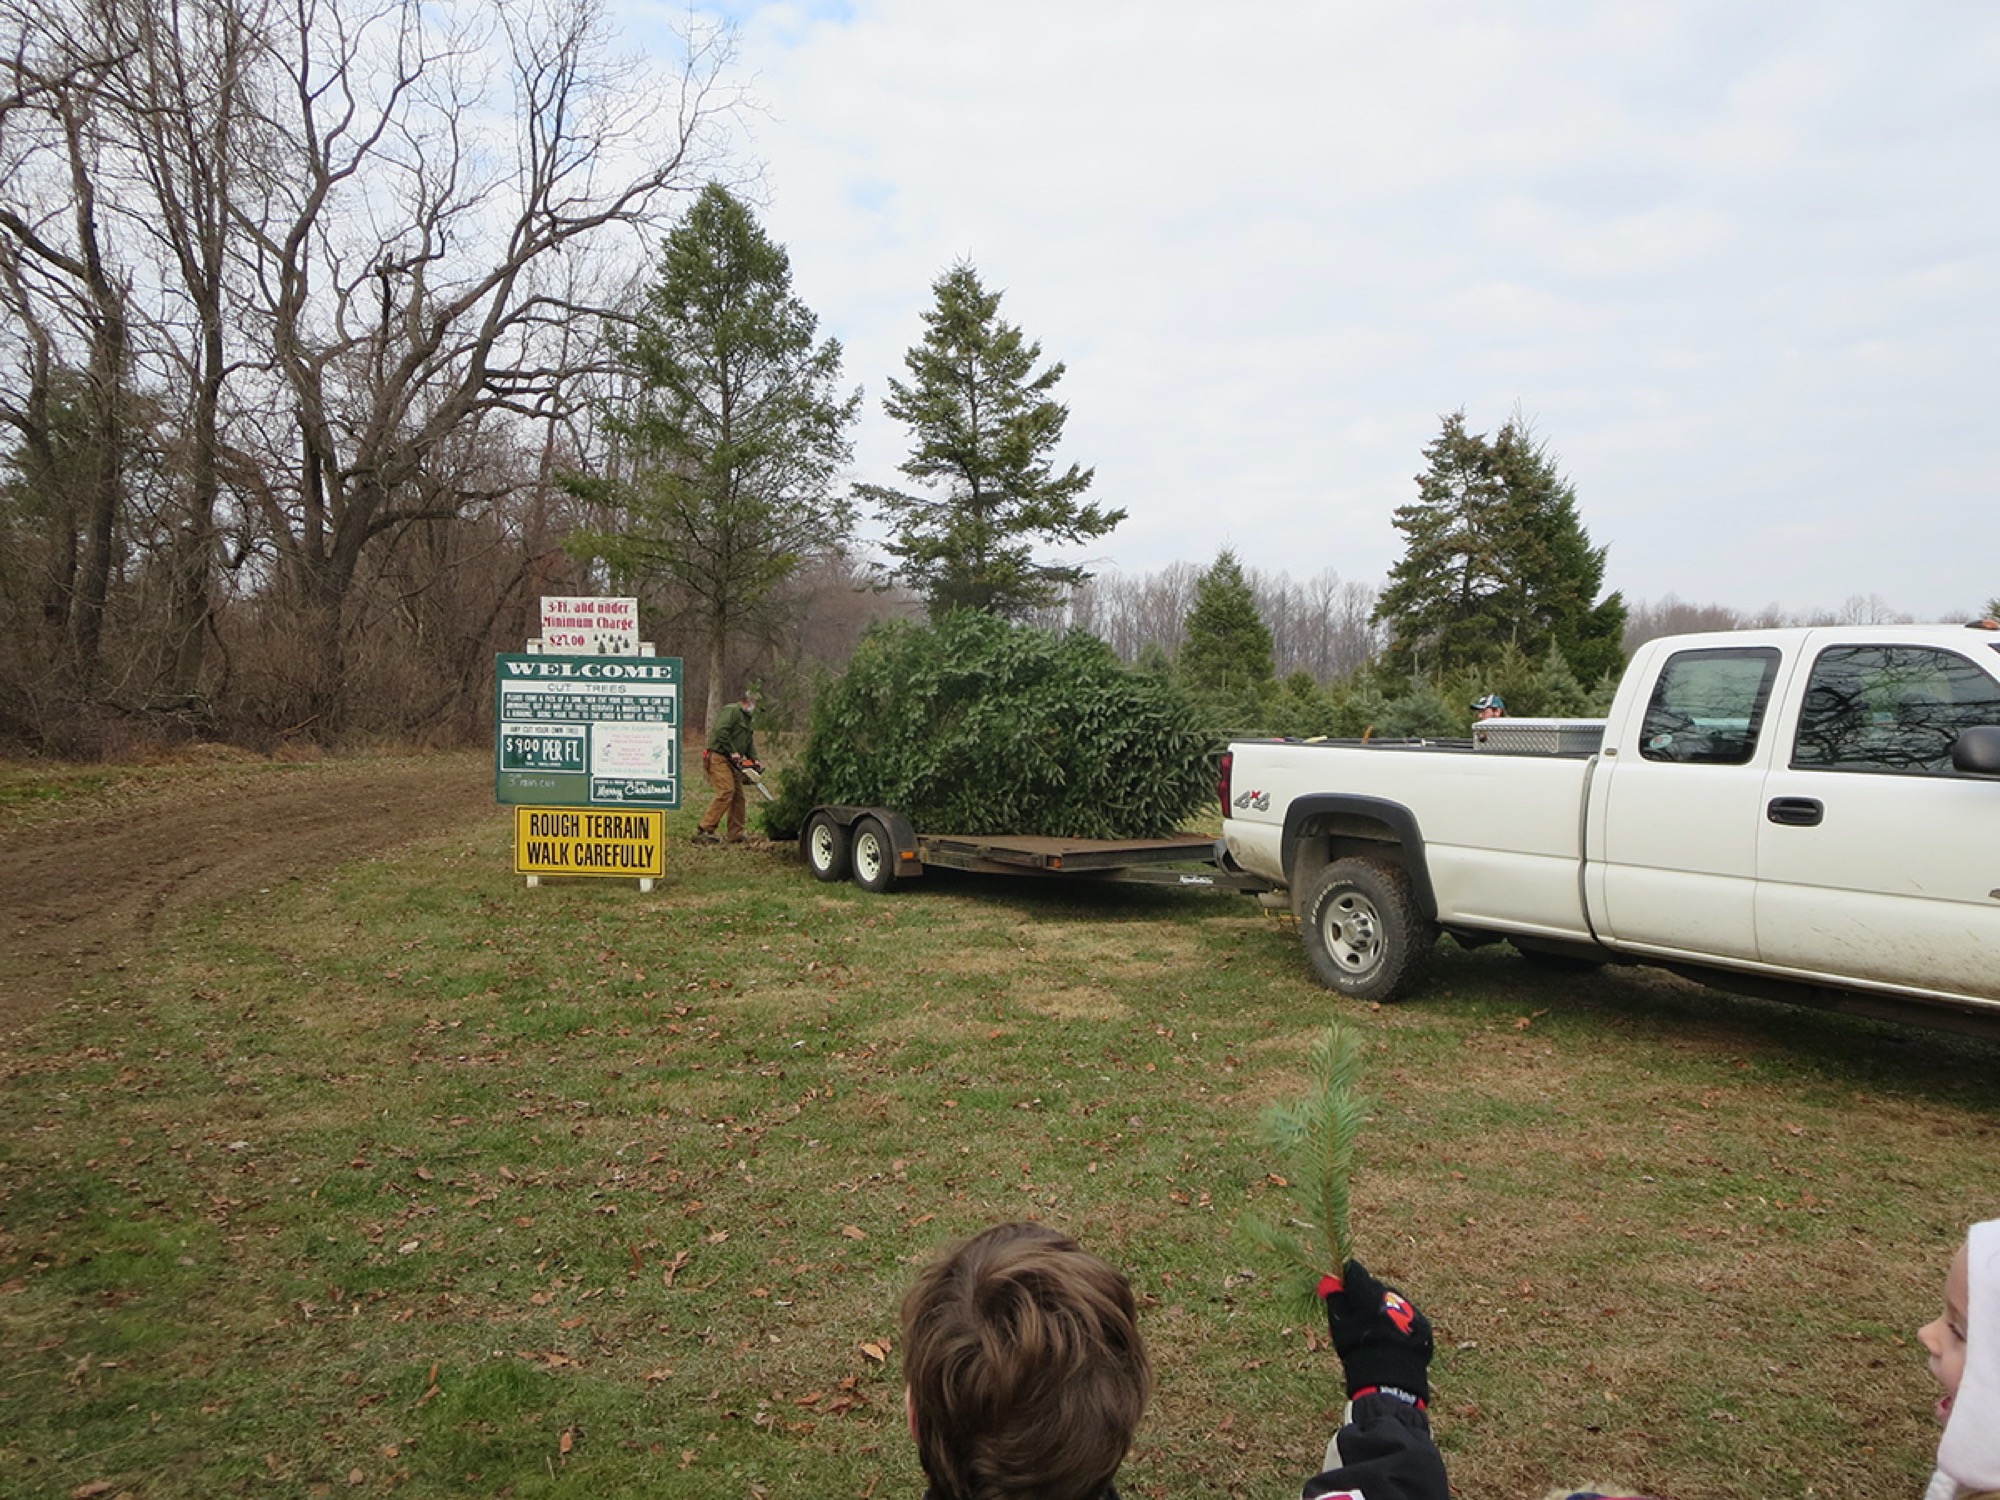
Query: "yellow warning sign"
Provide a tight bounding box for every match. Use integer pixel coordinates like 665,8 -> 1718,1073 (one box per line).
514,806 -> 665,878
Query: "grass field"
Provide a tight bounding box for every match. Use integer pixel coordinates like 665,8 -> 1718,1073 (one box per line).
2,771 -> 1995,1498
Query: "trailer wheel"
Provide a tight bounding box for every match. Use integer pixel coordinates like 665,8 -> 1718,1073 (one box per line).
1300,857 -> 1435,1002
851,816 -> 900,893
802,811 -> 851,883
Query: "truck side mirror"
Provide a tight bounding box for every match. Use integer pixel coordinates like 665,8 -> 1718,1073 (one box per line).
1951,724 -> 2000,776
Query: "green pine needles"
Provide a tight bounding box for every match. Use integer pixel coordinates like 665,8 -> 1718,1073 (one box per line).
761,613 -> 1216,841
1238,1023 -> 1367,1317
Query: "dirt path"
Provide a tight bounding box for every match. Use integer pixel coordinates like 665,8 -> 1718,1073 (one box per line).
0,753 -> 502,1034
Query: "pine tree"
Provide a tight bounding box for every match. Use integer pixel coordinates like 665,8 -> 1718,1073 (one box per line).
1177,548 -> 1275,700
1374,411 -> 1625,682
1489,424 -> 1627,684
567,184 -> 860,726
859,262 -> 1125,619
1373,412 -> 1512,677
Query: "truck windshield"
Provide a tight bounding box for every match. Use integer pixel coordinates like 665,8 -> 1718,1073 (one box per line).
1638,647 -> 1780,765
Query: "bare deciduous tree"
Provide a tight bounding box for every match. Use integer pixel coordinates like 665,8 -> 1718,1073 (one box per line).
233,0 -> 738,729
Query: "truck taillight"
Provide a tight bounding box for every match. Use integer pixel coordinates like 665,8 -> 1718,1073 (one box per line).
1218,750 -> 1233,817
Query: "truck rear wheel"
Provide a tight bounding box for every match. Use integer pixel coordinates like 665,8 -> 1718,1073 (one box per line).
1300,857 -> 1435,1002
802,811 -> 851,882
851,816 -> 900,893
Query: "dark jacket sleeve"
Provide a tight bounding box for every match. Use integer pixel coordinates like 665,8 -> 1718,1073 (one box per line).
1299,1394 -> 1450,1500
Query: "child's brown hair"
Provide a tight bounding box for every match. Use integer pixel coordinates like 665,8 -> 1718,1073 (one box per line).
900,1222 -> 1151,1500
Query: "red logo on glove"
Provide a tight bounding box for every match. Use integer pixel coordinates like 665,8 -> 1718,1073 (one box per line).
1383,1291 -> 1416,1334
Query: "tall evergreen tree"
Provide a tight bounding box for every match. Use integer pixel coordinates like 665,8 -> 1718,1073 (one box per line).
1178,548 -> 1275,699
858,262 -> 1124,619
569,184 -> 861,727
1373,412 -> 1509,677
1489,424 -> 1627,683
1373,411 -> 1625,682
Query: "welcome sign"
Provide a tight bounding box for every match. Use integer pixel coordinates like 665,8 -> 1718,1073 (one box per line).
494,653 -> 683,809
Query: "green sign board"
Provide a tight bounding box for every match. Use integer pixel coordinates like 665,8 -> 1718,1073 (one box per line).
494,653 -> 683,809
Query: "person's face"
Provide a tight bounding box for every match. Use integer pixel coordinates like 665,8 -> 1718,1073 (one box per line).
1919,1244 -> 1971,1425
1476,706 -> 1502,721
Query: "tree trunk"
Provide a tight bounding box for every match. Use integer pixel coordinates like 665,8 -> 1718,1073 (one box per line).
64,104 -> 126,687
703,601 -> 728,736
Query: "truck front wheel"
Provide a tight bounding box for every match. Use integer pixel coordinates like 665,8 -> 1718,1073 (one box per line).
1300,858 -> 1435,1002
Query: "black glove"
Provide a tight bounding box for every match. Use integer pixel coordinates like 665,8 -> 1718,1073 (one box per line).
1319,1258 -> 1433,1406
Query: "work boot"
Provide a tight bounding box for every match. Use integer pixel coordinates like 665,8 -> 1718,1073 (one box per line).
690,830 -> 720,845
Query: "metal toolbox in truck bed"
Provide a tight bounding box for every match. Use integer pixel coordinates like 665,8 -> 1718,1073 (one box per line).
1471,718 -> 1606,755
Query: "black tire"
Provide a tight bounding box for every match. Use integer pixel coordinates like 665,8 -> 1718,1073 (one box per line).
802,811 -> 851,883
1299,857 -> 1436,1002
851,815 -> 899,894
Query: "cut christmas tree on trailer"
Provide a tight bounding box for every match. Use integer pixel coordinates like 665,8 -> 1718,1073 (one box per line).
762,614 -> 1217,843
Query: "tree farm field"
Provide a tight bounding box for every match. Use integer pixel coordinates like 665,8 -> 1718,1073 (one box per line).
1,754 -> 1995,1499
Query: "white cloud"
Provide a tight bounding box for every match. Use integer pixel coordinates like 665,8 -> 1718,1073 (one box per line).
664,0 -> 2000,616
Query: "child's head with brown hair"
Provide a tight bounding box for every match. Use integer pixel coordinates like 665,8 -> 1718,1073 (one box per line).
900,1221 -> 1151,1500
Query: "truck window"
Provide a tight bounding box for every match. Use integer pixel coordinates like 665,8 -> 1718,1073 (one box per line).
1791,645 -> 2000,774
1637,647 -> 1780,765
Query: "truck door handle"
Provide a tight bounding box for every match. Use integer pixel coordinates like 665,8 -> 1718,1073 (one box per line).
1766,797 -> 1824,827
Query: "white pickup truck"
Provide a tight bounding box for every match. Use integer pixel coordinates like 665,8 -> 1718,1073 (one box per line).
1220,624 -> 2000,1032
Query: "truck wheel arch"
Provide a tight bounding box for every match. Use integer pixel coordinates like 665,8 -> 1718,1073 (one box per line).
1280,795 -> 1438,921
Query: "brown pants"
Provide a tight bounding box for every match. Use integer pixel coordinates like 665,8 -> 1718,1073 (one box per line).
698,751 -> 746,839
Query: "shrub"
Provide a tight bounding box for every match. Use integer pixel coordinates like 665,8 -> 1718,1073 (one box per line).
762,613 -> 1216,840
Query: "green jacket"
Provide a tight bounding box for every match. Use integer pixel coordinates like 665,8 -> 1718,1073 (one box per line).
706,702 -> 757,760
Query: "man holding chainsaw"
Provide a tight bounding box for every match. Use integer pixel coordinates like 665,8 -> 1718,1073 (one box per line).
692,687 -> 761,845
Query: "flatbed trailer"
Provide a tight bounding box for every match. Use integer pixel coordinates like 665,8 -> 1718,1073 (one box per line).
797,804 -> 1277,895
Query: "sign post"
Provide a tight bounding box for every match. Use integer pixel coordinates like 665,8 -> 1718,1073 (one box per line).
496,649 -> 682,889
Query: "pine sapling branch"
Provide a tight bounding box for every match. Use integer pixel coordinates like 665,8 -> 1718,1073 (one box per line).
1234,1023 -> 1368,1319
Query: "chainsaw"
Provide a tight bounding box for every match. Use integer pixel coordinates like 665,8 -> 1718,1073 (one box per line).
736,758 -> 776,801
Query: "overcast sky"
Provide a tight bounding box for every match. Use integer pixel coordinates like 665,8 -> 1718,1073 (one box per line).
649,1 -> 1997,618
